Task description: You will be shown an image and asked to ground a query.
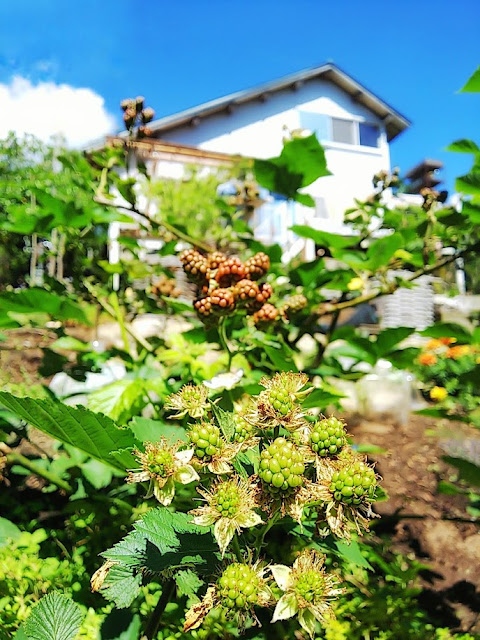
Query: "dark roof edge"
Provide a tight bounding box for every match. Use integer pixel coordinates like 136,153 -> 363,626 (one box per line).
146,62 -> 411,142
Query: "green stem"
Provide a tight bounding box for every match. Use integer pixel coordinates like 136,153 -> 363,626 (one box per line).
143,578 -> 176,640
6,452 -> 72,493
255,510 -> 280,561
110,290 -> 131,356
218,317 -> 235,371
232,533 -> 243,561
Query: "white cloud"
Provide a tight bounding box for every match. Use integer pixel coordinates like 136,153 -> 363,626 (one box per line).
0,76 -> 117,147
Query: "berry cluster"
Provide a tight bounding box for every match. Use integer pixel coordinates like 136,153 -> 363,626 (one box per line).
212,482 -> 241,518
179,249 -> 280,324
259,437 -> 305,495
329,460 -> 376,506
217,563 -> 260,611
233,415 -> 254,443
150,274 -> 182,299
121,96 -> 155,138
310,417 -> 347,457
146,448 -> 174,478
188,423 -> 223,462
294,571 -> 326,604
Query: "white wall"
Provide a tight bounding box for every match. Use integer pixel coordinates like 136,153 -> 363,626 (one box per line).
158,78 -> 391,231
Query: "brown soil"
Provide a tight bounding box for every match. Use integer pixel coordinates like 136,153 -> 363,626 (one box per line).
348,413 -> 480,633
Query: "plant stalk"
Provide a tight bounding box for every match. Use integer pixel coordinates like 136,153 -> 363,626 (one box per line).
143,578 -> 176,640
5,451 -> 72,493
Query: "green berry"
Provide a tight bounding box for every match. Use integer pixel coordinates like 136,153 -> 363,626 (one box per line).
330,461 -> 376,506
188,423 -> 222,461
310,417 -> 347,457
268,389 -> 294,416
212,482 -> 241,517
294,570 -> 326,604
258,437 -> 304,496
233,415 -> 254,443
218,563 -> 260,610
146,449 -> 174,477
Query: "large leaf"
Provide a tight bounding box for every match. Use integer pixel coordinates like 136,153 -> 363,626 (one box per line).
456,172 -> 480,196
88,378 -> 147,424
460,65 -> 480,93
99,610 -> 141,640
366,234 -> 403,271
0,393 -> 137,471
446,139 -> 480,153
0,517 -> 21,546
254,134 -> 330,202
0,288 -> 92,324
375,327 -> 415,357
419,322 -> 471,341
443,456 -> 480,486
290,225 -> 355,249
211,404 -> 236,441
128,417 -> 187,445
20,592 -> 84,640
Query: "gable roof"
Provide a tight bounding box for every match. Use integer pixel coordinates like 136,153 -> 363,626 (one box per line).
147,63 -> 411,142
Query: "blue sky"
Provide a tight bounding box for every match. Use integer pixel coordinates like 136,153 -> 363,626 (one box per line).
1,0 -> 479,192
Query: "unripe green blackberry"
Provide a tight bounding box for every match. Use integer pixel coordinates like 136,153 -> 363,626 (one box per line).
233,415 -> 254,443
294,571 -> 326,604
189,423 -> 223,461
245,252 -> 270,280
217,563 -> 260,610
259,437 -> 305,495
329,460 -> 376,505
146,448 -> 174,478
212,482 -> 241,517
268,389 -> 295,416
283,294 -> 308,316
310,417 -> 347,457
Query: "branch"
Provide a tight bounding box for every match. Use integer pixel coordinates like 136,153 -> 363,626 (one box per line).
316,241 -> 480,316
2,446 -> 72,493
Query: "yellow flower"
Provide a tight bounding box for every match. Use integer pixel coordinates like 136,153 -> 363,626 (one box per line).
347,277 -> 364,291
271,550 -> 344,638
430,386 -> 448,402
127,439 -> 199,505
165,384 -> 210,419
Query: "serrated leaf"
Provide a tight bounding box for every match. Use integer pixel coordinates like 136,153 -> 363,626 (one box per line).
88,378 -> 147,424
129,417 -> 187,445
21,592 -> 84,640
135,509 -> 204,553
102,565 -> 143,608
0,393 -> 137,471
211,404 -> 236,441
175,569 -> 204,598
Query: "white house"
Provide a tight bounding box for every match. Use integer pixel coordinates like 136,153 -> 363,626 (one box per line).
112,63 -> 410,260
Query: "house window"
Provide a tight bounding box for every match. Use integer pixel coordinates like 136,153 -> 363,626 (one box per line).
359,122 -> 380,147
331,118 -> 355,144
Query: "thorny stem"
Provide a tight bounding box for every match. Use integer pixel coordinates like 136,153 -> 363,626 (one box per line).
316,240 -> 480,316
143,578 -> 176,640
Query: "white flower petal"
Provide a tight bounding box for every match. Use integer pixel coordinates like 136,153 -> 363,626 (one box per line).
236,511 -> 263,529
214,518 -> 236,557
208,459 -> 232,475
298,608 -> 318,639
175,448 -> 194,465
270,565 -> 293,592
154,477 -> 175,505
175,464 -> 200,485
272,592 -> 299,622
192,513 -> 217,527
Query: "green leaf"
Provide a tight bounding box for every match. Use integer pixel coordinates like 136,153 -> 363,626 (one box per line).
254,134 -> 330,199
375,327 -> 415,357
443,456 -> 480,486
0,392 -> 137,471
129,417 -> 187,445
211,404 -> 236,441
335,539 -> 373,569
290,225 -> 355,249
264,345 -> 298,372
0,517 -> 21,546
99,610 -> 141,640
87,379 -> 147,424
456,172 -> 480,196
437,480 -> 464,496
419,323 -> 471,341
81,459 -> 114,489
50,336 -> 91,352
446,139 -> 480,153
294,192 -> 316,207
20,592 -> 84,640
460,65 -> 480,92
175,569 -> 204,598
0,289 -> 92,324
101,565 -> 143,609
366,234 -> 403,271
302,386 -> 345,410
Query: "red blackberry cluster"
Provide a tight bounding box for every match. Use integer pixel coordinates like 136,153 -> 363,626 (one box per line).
179,249 -> 280,324
121,96 -> 155,138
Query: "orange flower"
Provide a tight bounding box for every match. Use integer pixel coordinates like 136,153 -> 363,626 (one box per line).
445,345 -> 470,359
418,353 -> 437,366
425,339 -> 443,351
439,337 -> 457,346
